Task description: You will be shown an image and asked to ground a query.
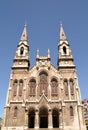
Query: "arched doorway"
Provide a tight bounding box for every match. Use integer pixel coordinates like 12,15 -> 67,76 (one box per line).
39,107 -> 48,128
28,108 -> 35,128
52,109 -> 59,128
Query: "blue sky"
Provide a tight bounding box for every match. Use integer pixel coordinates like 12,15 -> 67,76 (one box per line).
0,0 -> 88,117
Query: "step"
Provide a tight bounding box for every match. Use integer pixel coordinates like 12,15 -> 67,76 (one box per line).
26,128 -> 62,130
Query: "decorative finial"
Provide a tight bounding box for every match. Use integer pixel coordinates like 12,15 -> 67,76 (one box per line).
60,21 -> 62,27
36,49 -> 39,58
24,21 -> 27,27
48,49 -> 50,58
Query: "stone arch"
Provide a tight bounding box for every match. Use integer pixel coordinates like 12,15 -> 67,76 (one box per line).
39,106 -> 48,128
52,108 -> 59,128
28,107 -> 35,128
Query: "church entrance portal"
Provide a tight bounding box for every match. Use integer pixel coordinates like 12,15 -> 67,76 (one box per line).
52,109 -> 59,128
28,108 -> 35,128
39,107 -> 48,128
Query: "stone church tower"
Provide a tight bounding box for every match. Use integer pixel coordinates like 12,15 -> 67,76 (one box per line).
2,24 -> 86,130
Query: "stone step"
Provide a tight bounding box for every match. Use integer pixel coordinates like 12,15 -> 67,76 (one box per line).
27,128 -> 62,130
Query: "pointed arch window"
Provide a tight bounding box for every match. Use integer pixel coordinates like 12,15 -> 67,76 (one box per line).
20,47 -> 24,55
69,79 -> 74,95
63,46 -> 67,54
70,106 -> 74,116
14,107 -> 18,117
19,79 -> 23,96
51,78 -> 58,96
29,79 -> 36,96
63,79 -> 68,95
13,79 -> 18,96
39,72 -> 48,96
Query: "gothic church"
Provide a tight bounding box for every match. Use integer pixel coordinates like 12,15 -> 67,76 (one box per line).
2,24 -> 86,130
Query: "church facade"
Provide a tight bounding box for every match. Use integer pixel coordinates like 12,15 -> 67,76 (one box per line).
2,24 -> 86,130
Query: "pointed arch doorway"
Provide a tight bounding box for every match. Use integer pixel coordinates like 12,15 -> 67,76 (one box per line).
52,109 -> 59,128
39,107 -> 48,128
28,108 -> 35,128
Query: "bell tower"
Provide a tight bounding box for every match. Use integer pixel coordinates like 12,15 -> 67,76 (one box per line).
57,24 -> 75,69
12,24 -> 30,70
57,24 -> 85,130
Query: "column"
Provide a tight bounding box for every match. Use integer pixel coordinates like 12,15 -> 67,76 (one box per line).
48,109 -> 53,128
35,109 -> 39,129
62,105 -> 65,130
59,109 -> 63,129
24,110 -> 28,128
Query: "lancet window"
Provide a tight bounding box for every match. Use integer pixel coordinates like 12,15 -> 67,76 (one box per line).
63,46 -> 67,54
20,47 -> 24,55
63,79 -> 68,95
13,79 -> 18,96
51,78 -> 58,96
29,79 -> 36,96
14,107 -> 18,117
69,79 -> 74,95
70,106 -> 74,116
19,79 -> 23,96
39,72 -> 48,96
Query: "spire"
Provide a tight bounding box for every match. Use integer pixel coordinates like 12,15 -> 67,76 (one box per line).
20,23 -> 28,41
60,23 -> 67,41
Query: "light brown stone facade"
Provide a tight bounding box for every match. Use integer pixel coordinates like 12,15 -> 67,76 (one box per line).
2,24 -> 86,130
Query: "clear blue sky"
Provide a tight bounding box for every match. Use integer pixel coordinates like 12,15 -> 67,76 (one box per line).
0,0 -> 88,117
